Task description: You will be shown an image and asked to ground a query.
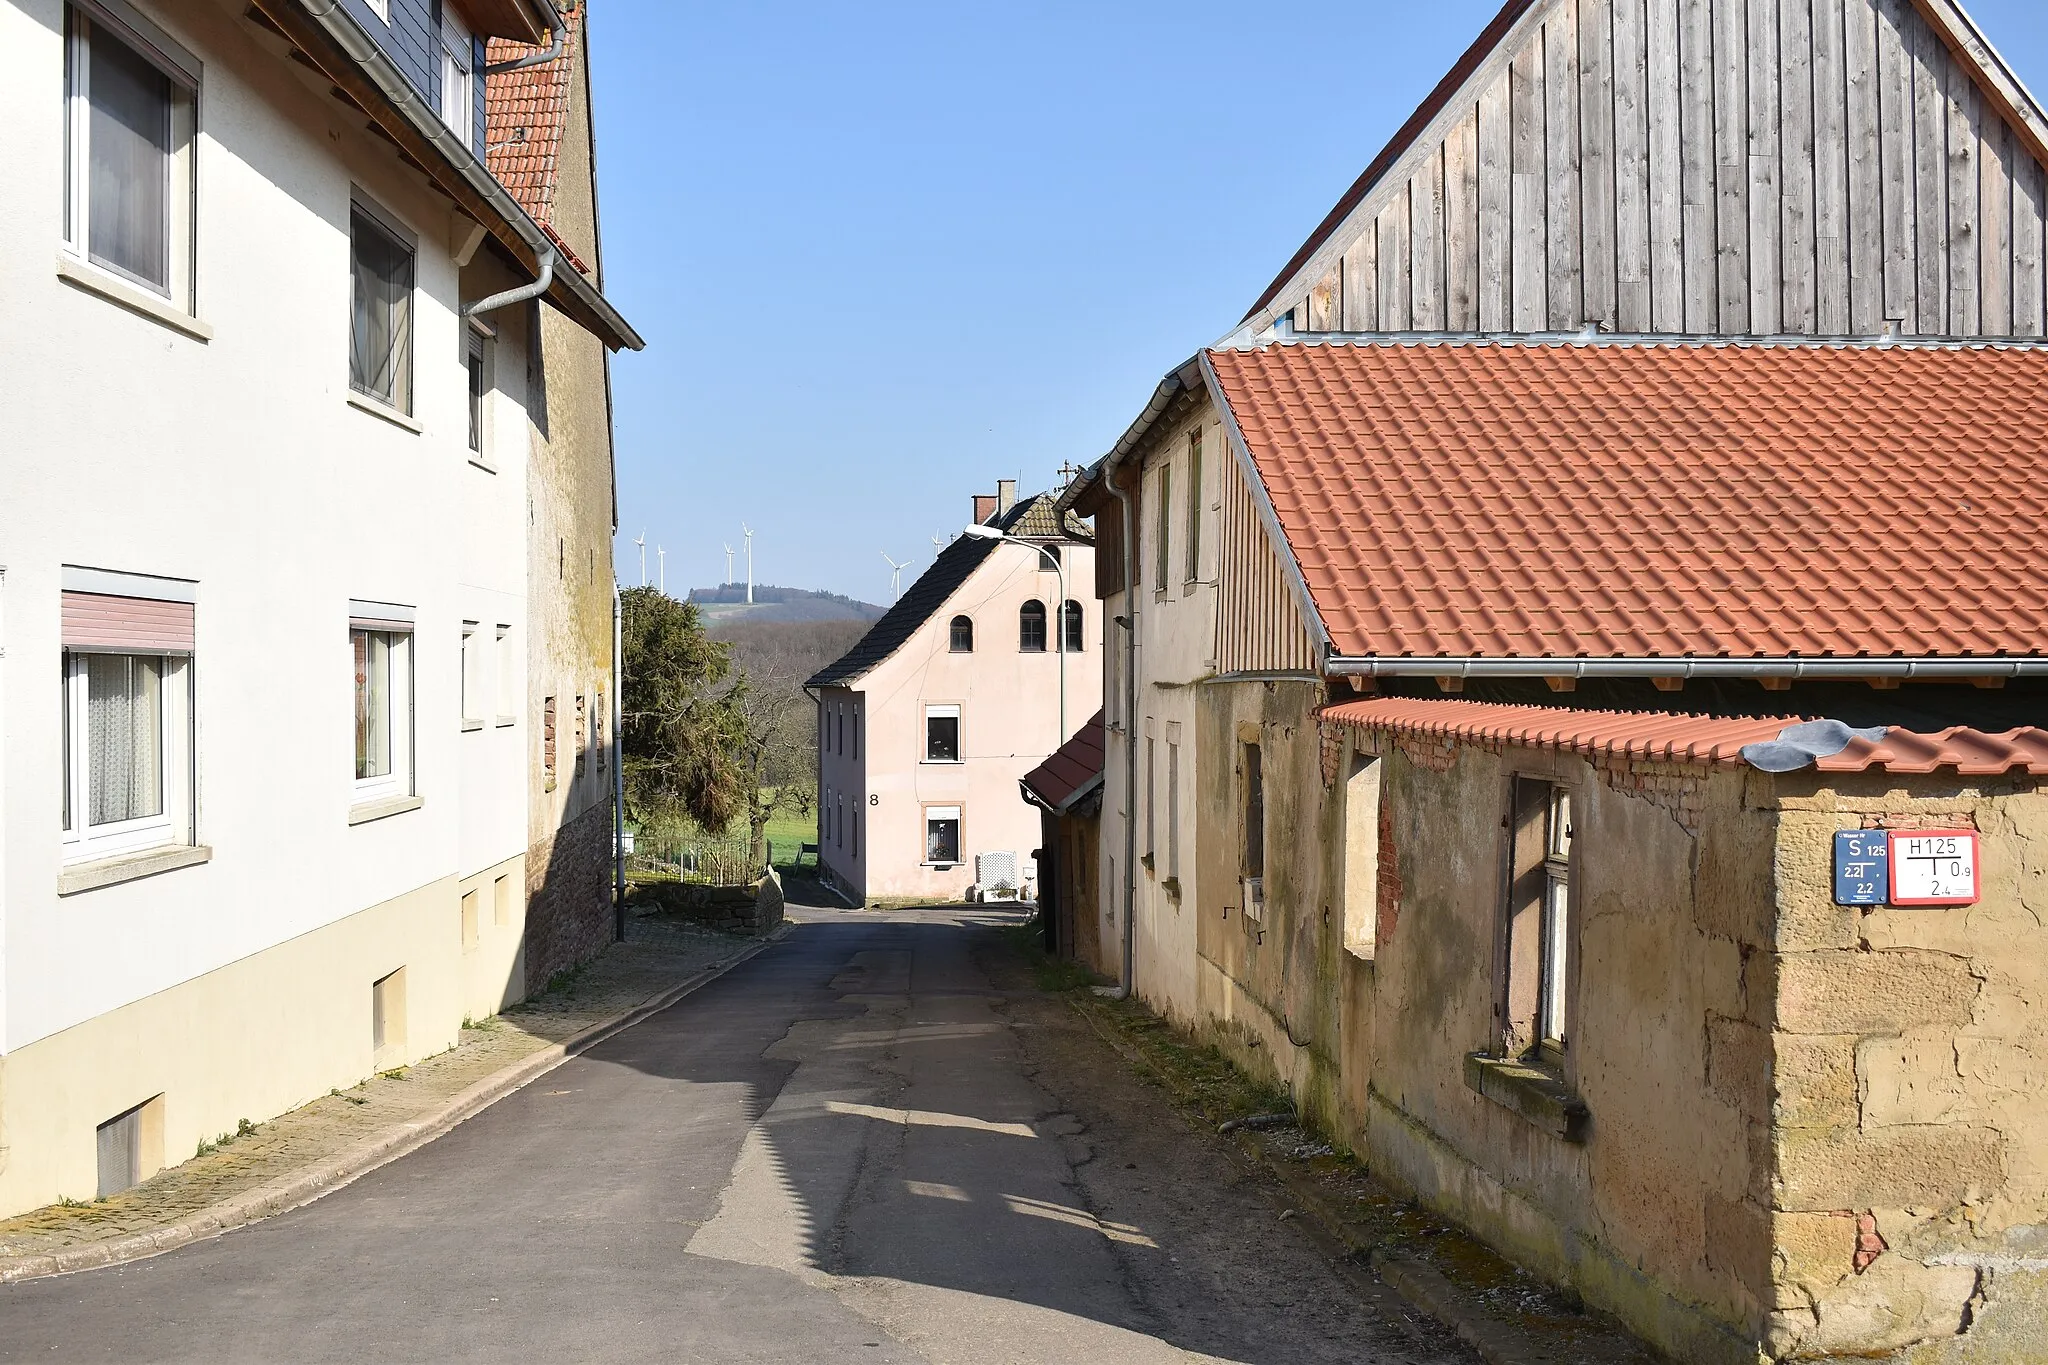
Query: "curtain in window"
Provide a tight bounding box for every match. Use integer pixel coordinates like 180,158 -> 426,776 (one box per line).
350,209 -> 414,410
86,654 -> 163,825
355,630 -> 392,779
88,24 -> 171,289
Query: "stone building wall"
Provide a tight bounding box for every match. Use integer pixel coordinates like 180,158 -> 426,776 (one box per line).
1762,772 -> 2048,1361
524,801 -> 615,994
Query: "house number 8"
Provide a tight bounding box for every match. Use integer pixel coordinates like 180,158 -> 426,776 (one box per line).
869,795 -> 878,806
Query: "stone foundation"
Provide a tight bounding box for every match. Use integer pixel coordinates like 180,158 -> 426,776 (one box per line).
525,800 -> 616,994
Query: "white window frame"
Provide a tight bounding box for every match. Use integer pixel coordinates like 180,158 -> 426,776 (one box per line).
925,805 -> 963,868
1538,785 -> 1574,1048
460,621 -> 483,730
465,320 -> 495,461
364,0 -> 391,22
438,5 -> 474,138
350,607 -> 415,807
494,624 -> 517,725
60,649 -> 193,866
62,0 -> 200,310
348,193 -> 416,416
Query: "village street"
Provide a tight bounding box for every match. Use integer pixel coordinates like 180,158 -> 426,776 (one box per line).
0,907 -> 1469,1365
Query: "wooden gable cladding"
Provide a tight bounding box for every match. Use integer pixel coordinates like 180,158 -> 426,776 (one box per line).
1278,0 -> 2048,339
1216,442 -> 1323,677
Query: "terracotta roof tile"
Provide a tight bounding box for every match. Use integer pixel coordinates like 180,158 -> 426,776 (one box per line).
1208,341 -> 2048,663
1324,697 -> 2048,775
1021,711 -> 1107,813
484,5 -> 581,230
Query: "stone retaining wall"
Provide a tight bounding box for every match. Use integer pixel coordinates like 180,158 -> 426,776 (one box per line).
629,867 -> 784,937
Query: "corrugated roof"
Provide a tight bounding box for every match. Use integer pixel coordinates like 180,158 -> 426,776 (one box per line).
807,492 -> 1081,690
1021,711 -> 1107,813
1323,697 -> 2048,775
1207,340 -> 2048,664
484,5 -> 580,243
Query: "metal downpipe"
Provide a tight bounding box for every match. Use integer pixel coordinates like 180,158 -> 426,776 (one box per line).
482,3 -> 566,75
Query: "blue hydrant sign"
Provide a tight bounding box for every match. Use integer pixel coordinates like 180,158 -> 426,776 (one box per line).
1833,830 -> 1890,905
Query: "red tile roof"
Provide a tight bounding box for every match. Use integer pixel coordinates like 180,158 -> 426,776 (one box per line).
1207,341 -> 2048,664
484,5 -> 581,254
1323,697 -> 2048,775
1021,711 -> 1108,814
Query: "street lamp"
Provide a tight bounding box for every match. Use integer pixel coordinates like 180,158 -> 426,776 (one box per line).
962,522 -> 1067,742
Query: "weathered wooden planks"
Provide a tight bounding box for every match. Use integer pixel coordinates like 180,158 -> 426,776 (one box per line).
1265,0 -> 2048,340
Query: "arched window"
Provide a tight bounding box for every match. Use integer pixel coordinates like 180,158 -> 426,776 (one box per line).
1018,600 -> 1047,652
949,615 -> 974,652
1061,601 -> 1084,653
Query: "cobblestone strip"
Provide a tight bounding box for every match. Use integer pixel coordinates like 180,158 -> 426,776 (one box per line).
0,917 -> 788,1284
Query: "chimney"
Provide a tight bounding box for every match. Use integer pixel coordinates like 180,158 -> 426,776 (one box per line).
997,479 -> 1017,515
973,494 -> 998,524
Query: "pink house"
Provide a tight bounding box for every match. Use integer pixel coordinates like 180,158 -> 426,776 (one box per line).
809,481 -> 1099,904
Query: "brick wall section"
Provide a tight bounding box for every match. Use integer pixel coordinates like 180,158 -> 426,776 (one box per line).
524,799 -> 615,994
1593,756 -> 1706,834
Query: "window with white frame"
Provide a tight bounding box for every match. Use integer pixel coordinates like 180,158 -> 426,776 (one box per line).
495,624 -> 516,723
351,606 -> 414,805
466,323 -> 494,455
460,622 -> 483,729
63,2 -> 199,308
924,704 -> 960,762
925,806 -> 961,866
349,200 -> 415,413
438,6 -> 473,137
1499,778 -> 1575,1061
59,574 -> 196,866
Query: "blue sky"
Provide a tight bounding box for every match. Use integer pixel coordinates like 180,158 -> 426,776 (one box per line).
594,1 -> 2048,606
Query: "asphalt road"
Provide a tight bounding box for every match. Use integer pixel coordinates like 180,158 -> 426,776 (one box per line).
0,906 -> 1469,1364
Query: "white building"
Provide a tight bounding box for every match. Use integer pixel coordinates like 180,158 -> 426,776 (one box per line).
0,0 -> 638,1215
809,482 -> 1099,905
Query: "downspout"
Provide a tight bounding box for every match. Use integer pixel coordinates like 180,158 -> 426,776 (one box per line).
612,582 -> 625,940
466,245 -> 554,319
482,3 -> 566,75
1097,473 -> 1140,1001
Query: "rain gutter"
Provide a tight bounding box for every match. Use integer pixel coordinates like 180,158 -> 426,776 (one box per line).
1324,656 -> 2048,680
275,0 -> 643,351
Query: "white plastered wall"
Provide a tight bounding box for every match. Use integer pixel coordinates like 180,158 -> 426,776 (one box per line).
0,0 -> 533,1212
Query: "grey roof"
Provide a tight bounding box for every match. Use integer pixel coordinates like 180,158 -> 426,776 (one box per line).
806,492 -> 1088,690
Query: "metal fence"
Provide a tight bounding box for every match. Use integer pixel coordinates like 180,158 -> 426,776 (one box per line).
629,834 -> 759,887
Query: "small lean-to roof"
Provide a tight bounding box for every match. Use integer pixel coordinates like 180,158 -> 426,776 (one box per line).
806,493 -> 1078,690
1021,711 -> 1107,814
1324,697 -> 2048,775
1206,339 -> 2048,665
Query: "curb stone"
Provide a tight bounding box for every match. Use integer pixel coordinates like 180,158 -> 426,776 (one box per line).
1065,995 -> 1646,1365
0,923 -> 792,1286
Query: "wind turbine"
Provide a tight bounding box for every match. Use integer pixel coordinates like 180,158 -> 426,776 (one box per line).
656,545 -> 666,593
634,531 -> 646,586
741,523 -> 755,604
722,542 -> 735,587
881,551 -> 909,599
931,531 -> 947,553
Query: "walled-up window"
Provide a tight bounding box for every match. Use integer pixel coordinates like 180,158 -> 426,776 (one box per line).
1342,754 -> 1383,959
950,615 -> 974,652
1019,600 -> 1047,652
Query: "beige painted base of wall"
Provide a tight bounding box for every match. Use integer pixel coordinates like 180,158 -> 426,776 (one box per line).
0,856 -> 526,1219
1365,1086 -> 1757,1365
